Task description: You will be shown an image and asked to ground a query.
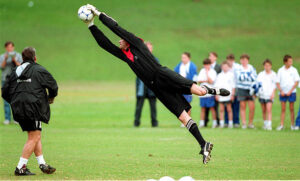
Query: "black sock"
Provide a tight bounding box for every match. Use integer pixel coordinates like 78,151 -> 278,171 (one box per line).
186,119 -> 206,148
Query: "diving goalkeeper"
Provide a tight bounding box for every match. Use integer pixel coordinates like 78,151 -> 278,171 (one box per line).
84,4 -> 230,164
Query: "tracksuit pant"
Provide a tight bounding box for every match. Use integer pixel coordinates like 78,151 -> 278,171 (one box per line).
134,97 -> 158,127
2,81 -> 11,121
225,96 -> 240,125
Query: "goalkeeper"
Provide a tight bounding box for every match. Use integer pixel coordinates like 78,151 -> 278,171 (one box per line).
84,4 -> 230,164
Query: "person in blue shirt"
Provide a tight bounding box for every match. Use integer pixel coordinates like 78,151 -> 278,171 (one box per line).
174,52 -> 198,115
134,42 -> 159,127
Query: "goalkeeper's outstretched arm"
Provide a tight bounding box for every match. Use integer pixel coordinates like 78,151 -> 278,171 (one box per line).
89,25 -> 127,61
98,13 -> 144,47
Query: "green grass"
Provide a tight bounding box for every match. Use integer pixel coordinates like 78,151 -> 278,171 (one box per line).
0,82 -> 299,180
0,0 -> 299,81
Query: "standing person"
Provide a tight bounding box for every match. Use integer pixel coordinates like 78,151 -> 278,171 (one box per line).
235,54 -> 257,129
174,52 -> 198,115
2,47 -> 58,175
204,52 -> 221,126
198,58 -> 218,128
276,55 -> 299,130
225,54 -> 240,127
215,61 -> 235,128
256,59 -> 277,130
0,41 -> 22,124
134,41 -> 158,127
295,84 -> 300,130
84,5 -> 230,164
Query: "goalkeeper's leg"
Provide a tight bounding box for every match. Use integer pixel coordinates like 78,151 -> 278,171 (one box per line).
179,110 -> 213,164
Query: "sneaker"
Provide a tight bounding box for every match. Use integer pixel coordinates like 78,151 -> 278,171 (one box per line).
228,124 -> 233,128
202,85 -> 230,96
15,165 -> 35,176
13,121 -> 19,125
266,126 -> 272,131
39,164 -> 56,174
199,120 -> 205,128
3,120 -> 10,125
200,142 -> 214,164
242,124 -> 247,129
276,125 -> 284,131
248,124 -> 255,129
234,124 -> 240,128
294,126 -> 299,130
291,125 -> 296,131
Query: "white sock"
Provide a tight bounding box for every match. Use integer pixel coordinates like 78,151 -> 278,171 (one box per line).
268,120 -> 272,127
264,120 -> 267,127
17,157 -> 28,169
220,120 -> 224,127
199,120 -> 204,127
212,120 -> 217,127
229,120 -> 233,126
36,155 -> 46,165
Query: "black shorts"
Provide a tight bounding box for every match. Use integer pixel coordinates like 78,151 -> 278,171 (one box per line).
18,120 -> 42,132
259,98 -> 273,104
237,88 -> 254,101
151,67 -> 194,118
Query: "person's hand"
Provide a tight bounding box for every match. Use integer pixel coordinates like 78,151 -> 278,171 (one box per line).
4,53 -> 8,60
12,56 -> 16,62
86,4 -> 101,16
270,92 -> 275,100
286,90 -> 292,97
48,97 -> 55,104
215,96 -> 219,101
280,90 -> 285,97
84,15 -> 95,27
231,95 -> 235,101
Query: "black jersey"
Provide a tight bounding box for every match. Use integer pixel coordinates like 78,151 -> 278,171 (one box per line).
89,14 -> 161,89
89,13 -> 194,117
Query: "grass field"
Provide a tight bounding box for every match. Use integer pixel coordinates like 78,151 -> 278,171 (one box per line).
0,82 -> 299,180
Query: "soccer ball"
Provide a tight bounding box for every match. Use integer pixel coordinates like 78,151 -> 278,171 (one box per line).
78,5 -> 94,22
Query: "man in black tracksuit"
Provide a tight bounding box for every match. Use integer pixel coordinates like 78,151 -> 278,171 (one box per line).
2,47 -> 58,175
85,4 -> 230,164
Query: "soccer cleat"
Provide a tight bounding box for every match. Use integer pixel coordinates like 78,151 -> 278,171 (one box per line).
14,165 -> 35,176
39,164 -> 56,174
200,142 -> 214,164
202,85 -> 230,96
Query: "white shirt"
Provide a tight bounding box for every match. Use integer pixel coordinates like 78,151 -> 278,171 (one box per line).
257,70 -> 277,99
235,64 -> 257,90
179,61 -> 190,78
197,68 -> 217,97
211,61 -> 216,69
276,66 -> 300,93
214,71 -> 235,102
